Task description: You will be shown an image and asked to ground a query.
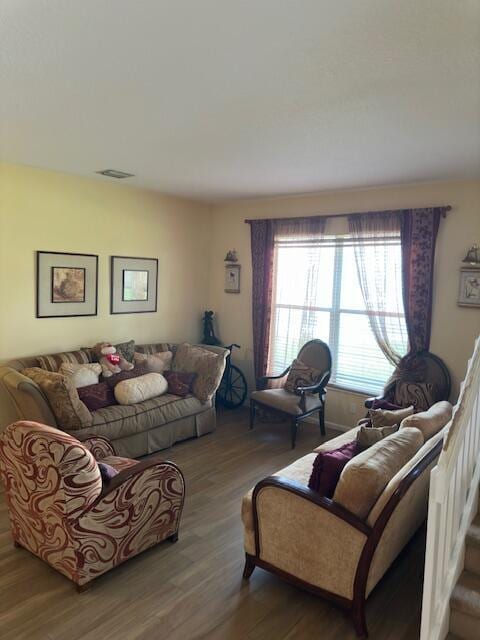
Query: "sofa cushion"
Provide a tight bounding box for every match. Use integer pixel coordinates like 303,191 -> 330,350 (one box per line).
114,340 -> 136,364
164,370 -> 197,397
251,388 -> 321,415
394,381 -> 437,411
78,382 -> 117,411
308,440 -> 360,498
284,358 -> 323,393
136,343 -> 176,356
59,362 -> 102,388
83,393 -> 211,440
400,400 -> 453,440
114,373 -> 168,405
333,427 -> 424,520
133,351 -> 173,373
173,343 -> 227,403
369,405 -> 414,428
356,424 -> 399,448
22,367 -> 92,429
37,349 -> 93,372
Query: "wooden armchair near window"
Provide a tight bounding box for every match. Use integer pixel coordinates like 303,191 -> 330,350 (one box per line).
250,339 -> 332,448
365,350 -> 451,410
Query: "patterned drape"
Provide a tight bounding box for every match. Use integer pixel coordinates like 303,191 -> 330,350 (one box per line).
249,220 -> 275,380
401,208 -> 444,353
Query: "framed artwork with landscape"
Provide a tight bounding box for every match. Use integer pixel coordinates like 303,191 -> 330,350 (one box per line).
111,256 -> 158,314
36,251 -> 98,318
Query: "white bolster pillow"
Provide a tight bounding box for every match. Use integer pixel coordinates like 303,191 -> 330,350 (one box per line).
114,373 -> 168,405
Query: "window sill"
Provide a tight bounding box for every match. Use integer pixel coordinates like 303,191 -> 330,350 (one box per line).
327,383 -> 377,398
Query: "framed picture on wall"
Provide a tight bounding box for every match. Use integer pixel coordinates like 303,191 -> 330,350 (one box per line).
458,268 -> 480,307
111,255 -> 158,314
225,264 -> 241,293
36,251 -> 98,318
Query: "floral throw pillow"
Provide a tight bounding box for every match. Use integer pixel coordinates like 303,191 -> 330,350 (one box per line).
164,371 -> 197,397
284,358 -> 323,394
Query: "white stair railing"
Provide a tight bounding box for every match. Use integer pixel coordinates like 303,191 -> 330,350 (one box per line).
420,335 -> 480,640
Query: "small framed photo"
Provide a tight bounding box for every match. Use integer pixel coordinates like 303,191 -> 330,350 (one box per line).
36,251 -> 98,318
225,264 -> 241,293
458,268 -> 480,307
111,256 -> 158,314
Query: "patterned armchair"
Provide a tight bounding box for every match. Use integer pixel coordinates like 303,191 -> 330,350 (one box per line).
0,421 -> 185,590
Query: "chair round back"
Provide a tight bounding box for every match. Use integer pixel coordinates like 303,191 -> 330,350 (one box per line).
297,339 -> 332,381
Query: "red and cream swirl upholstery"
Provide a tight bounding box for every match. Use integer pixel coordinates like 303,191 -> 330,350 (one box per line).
0,421 -> 185,588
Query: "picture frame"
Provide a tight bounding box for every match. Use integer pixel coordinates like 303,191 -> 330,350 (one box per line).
36,251 -> 98,318
225,264 -> 241,293
458,268 -> 480,307
111,255 -> 158,314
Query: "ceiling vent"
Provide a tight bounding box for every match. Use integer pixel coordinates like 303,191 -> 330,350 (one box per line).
96,169 -> 135,179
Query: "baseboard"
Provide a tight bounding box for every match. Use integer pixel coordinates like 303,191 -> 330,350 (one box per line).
303,415 -> 350,433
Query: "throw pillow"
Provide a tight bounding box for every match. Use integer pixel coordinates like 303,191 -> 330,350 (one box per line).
104,362 -> 149,388
114,373 -> 168,405
114,340 -> 136,364
368,405 -> 414,428
98,462 -> 119,485
37,349 -> 92,372
164,370 -> 196,397
77,382 -> 118,411
59,362 -> 102,388
394,381 -> 437,412
308,440 -> 361,498
284,358 -> 323,394
22,367 -> 92,429
400,400 -> 453,440
356,424 -> 399,449
133,350 -> 173,373
172,343 -> 227,403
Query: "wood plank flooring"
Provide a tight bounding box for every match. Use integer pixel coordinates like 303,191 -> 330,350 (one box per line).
0,409 -> 425,639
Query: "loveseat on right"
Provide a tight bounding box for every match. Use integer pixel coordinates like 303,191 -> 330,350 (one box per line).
241,401 -> 453,637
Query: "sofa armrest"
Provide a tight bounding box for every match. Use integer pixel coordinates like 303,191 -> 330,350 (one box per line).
81,435 -> 116,459
0,367 -> 57,428
246,475 -> 370,600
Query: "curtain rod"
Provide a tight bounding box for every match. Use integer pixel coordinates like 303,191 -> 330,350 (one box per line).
245,205 -> 452,224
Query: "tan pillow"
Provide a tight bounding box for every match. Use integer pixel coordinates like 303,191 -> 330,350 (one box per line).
284,358 -> 323,393
333,427 -> 424,520
114,373 -> 168,405
59,362 -> 102,388
369,405 -> 414,428
133,351 -> 173,373
356,424 -> 399,448
400,400 -> 453,440
22,367 -> 92,429
172,343 -> 227,403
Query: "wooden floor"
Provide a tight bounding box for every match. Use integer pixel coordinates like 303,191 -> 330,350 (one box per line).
0,409 -> 426,640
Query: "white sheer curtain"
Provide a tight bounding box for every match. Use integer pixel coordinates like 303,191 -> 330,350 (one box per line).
348,212 -> 409,366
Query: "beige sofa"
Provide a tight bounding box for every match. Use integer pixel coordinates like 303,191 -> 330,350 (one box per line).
0,343 -> 228,458
241,401 -> 453,637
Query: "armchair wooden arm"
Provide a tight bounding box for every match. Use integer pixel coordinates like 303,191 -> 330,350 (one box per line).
256,366 -> 291,390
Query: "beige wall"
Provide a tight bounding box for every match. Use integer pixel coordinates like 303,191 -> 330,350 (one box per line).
207,180 -> 480,428
0,163 -> 212,361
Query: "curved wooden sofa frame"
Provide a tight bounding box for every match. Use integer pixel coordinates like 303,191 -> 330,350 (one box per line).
242,438 -> 443,638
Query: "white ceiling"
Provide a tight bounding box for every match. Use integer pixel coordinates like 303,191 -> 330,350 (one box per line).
1,1 -> 480,202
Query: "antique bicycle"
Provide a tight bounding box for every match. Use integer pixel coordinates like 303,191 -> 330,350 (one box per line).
216,343 -> 248,409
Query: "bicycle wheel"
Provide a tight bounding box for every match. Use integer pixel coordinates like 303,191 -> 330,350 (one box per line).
217,364 -> 248,409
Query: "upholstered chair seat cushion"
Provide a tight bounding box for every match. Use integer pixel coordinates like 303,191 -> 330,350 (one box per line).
333,427 -> 424,520
251,389 -> 320,415
400,400 -> 453,440
114,373 -> 168,405
22,367 -> 92,429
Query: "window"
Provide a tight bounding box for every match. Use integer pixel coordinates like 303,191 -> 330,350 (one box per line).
268,234 -> 408,395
